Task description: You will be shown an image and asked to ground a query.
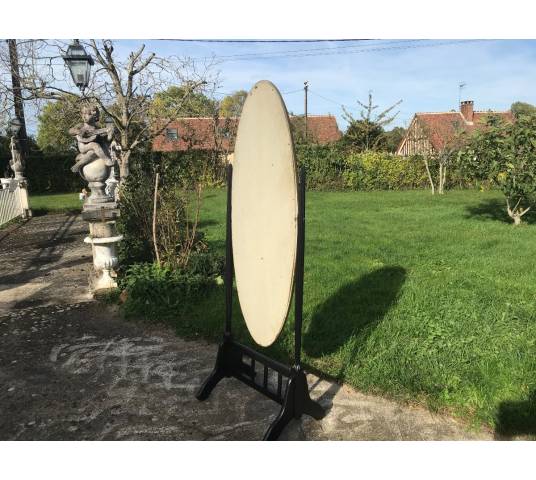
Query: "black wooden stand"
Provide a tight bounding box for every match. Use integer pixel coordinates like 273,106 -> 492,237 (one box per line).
196,164 -> 325,440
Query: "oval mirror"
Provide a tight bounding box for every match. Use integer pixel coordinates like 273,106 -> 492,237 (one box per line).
232,80 -> 298,347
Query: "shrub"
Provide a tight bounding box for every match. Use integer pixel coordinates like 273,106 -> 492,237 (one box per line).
120,252 -> 224,320
458,113 -> 536,225
117,150 -> 215,269
342,151 -> 429,190
295,143 -> 347,190
149,150 -> 226,188
116,164 -> 155,267
116,148 -> 226,323
295,144 -> 431,191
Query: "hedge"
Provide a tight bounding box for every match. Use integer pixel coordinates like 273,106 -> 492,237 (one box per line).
0,141 -> 473,194
0,148 -> 84,194
295,144 -> 432,190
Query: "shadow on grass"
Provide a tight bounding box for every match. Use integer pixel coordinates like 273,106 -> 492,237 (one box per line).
465,198 -> 536,225
197,219 -> 219,229
183,284 -> 289,358
304,266 -> 406,359
494,389 -> 536,439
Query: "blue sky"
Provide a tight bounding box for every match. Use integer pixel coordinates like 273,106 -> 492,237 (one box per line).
113,39 -> 536,132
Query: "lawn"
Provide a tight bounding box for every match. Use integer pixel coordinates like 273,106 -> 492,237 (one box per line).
190,188 -> 536,435
30,192 -> 81,215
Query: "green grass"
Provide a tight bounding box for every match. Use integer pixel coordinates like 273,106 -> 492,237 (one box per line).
29,192 -> 81,215
181,188 -> 536,435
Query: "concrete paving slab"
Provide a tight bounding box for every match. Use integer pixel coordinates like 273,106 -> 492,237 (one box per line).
0,302 -> 492,440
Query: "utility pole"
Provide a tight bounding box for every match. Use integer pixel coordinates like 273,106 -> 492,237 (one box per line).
7,39 -> 28,158
304,81 -> 309,142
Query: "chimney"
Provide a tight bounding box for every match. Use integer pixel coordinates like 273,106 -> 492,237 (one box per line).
460,100 -> 474,123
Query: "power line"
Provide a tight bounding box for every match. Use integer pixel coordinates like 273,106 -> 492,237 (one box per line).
201,39 -> 424,61
158,38 -> 371,43
212,39 -> 488,63
215,88 -> 304,96
282,88 -> 303,95
36,40 -> 488,68
309,89 -> 345,106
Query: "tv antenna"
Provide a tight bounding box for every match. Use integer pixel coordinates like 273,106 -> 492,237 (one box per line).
458,82 -> 467,106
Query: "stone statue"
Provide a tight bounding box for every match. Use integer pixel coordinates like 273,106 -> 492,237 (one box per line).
69,104 -> 115,204
9,135 -> 24,180
7,128 -> 31,216
69,104 -> 114,174
69,104 -> 123,293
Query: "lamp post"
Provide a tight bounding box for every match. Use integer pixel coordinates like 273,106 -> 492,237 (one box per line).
62,40 -> 94,93
9,117 -> 22,136
104,115 -> 114,130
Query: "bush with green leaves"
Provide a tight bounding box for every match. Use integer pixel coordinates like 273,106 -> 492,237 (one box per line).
295,144 -> 442,191
295,143 -> 347,190
117,150 -> 218,269
458,113 -> 536,225
342,151 -> 429,190
117,149 -> 226,320
120,252 -> 224,320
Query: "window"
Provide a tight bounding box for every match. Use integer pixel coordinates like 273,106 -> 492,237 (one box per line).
166,128 -> 178,140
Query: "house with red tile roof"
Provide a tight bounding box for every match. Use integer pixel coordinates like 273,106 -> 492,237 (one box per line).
152,117 -> 237,153
294,115 -> 343,144
396,101 -> 513,156
152,115 -> 342,153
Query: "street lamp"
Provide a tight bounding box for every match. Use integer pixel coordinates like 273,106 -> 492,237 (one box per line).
104,115 -> 114,130
9,117 -> 22,136
63,40 -> 94,92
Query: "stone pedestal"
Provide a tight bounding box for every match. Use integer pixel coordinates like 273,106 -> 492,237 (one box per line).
4,177 -> 31,218
82,204 -> 122,293
82,158 -> 114,204
16,177 -> 32,218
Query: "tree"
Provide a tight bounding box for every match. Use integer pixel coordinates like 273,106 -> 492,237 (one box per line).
511,101 -> 536,119
342,92 -> 402,151
36,95 -> 80,151
219,90 -> 247,118
151,85 -> 217,119
382,126 -> 406,153
86,41 -> 214,180
434,121 -> 467,195
288,114 -> 309,144
405,117 -> 467,195
458,113 -> 536,225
